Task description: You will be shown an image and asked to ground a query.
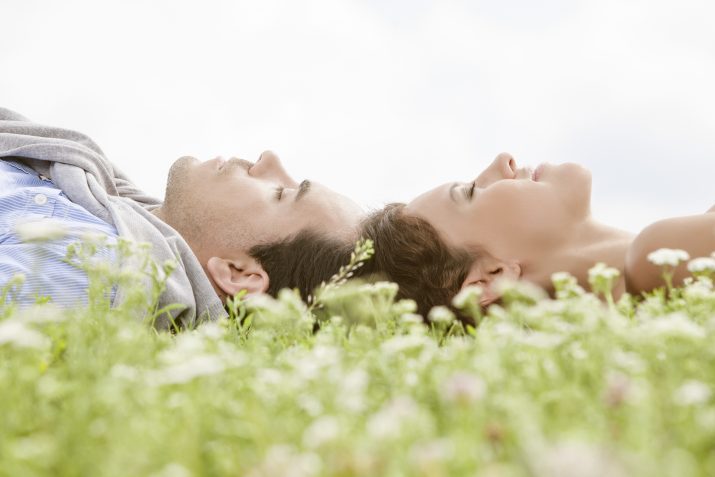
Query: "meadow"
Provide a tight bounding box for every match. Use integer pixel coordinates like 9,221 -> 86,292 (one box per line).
1,236 -> 715,477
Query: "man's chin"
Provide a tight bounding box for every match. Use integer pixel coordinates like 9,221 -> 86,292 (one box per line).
163,156 -> 199,202
173,155 -> 200,169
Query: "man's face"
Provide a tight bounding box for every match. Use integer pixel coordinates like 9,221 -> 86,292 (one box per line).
160,150 -> 364,253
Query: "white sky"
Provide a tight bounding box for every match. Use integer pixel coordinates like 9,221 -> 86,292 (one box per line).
2,0 -> 714,235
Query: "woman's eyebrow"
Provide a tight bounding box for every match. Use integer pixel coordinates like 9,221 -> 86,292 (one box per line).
295,180 -> 312,202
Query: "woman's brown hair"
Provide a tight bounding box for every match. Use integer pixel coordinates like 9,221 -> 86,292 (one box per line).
357,203 -> 488,325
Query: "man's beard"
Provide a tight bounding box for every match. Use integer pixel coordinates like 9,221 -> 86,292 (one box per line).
162,157 -> 196,210
160,157 -> 259,252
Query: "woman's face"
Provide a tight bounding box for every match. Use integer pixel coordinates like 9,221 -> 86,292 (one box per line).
404,153 -> 593,261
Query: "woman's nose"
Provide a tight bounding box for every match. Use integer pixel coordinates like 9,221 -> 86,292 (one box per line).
475,152 -> 517,187
494,152 -> 517,177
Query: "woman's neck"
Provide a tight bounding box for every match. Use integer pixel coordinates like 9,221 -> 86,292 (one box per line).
521,218 -> 636,301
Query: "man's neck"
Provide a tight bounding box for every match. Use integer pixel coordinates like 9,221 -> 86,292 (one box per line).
150,205 -> 226,300
521,218 -> 636,301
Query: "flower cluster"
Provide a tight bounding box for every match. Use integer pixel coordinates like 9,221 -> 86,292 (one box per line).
0,244 -> 714,475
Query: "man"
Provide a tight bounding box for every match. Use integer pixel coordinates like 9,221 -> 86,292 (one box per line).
0,107 -> 363,329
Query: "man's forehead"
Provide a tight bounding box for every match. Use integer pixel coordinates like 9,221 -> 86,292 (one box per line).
302,184 -> 362,230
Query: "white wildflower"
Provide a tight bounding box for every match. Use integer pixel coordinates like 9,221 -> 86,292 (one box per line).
588,262 -> 620,296
687,257 -> 715,273
338,369 -> 368,412
494,277 -> 548,302
674,380 -> 712,406
551,271 -> 575,285
517,331 -> 565,349
452,285 -> 483,309
291,356 -> 321,381
400,313 -> 424,326
440,372 -> 487,405
645,313 -> 705,339
244,293 -> 283,313
16,303 -> 66,323
393,298 -> 417,315
611,350 -> 646,374
368,281 -> 399,296
196,321 -> 226,340
296,395 -> 324,417
277,288 -> 309,312
247,445 -> 322,477
117,328 -> 138,342
158,333 -> 206,364
427,306 -> 455,324
551,271 -> 587,298
588,262 -> 620,281
14,218 -> 68,243
410,439 -> 454,474
366,396 -> 419,440
531,441 -> 628,477
80,231 -> 107,245
568,343 -> 588,361
491,321 -> 519,337
405,371 -> 419,387
150,354 -> 225,385
647,248 -> 690,267
381,334 -> 430,355
0,320 -> 50,349
343,368 -> 369,393
683,280 -> 714,300
302,416 -> 341,449
216,341 -> 248,366
149,463 -> 192,477
110,364 -> 140,381
312,344 -> 340,363
257,368 -> 283,387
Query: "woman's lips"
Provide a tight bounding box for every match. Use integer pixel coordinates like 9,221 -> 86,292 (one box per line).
533,163 -> 545,181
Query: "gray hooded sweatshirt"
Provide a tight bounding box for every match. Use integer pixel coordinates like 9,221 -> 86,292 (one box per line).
0,107 -> 228,329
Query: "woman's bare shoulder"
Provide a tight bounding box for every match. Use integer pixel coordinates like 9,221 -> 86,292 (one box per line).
625,211 -> 715,296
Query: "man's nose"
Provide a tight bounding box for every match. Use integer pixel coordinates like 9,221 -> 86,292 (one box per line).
475,152 -> 517,187
252,150 -> 297,185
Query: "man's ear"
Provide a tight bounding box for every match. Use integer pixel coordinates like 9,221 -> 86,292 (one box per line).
461,257 -> 521,306
206,254 -> 269,298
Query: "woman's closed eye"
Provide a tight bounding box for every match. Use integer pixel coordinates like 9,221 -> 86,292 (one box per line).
274,186 -> 285,201
463,181 -> 476,200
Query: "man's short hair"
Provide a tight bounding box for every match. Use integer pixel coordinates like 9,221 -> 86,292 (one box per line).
356,203 -> 489,325
249,230 -> 354,302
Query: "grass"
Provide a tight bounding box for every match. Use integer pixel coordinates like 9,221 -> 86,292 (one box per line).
1,239 -> 715,476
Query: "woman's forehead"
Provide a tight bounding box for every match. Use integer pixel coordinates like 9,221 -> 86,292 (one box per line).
406,183 -> 451,212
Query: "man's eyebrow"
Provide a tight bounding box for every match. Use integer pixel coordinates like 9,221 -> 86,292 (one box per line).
295,180 -> 311,202
448,183 -> 458,203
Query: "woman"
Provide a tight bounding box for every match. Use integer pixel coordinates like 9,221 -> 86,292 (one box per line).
359,153 -> 715,318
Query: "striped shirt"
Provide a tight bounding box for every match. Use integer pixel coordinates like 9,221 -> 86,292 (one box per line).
0,158 -> 118,307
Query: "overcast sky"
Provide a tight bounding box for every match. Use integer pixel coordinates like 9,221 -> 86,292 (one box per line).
2,0 -> 714,234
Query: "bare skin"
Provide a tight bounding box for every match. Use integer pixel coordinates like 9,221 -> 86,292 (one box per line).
151,150 -> 364,301
626,210 -> 715,296
406,152 -> 715,306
